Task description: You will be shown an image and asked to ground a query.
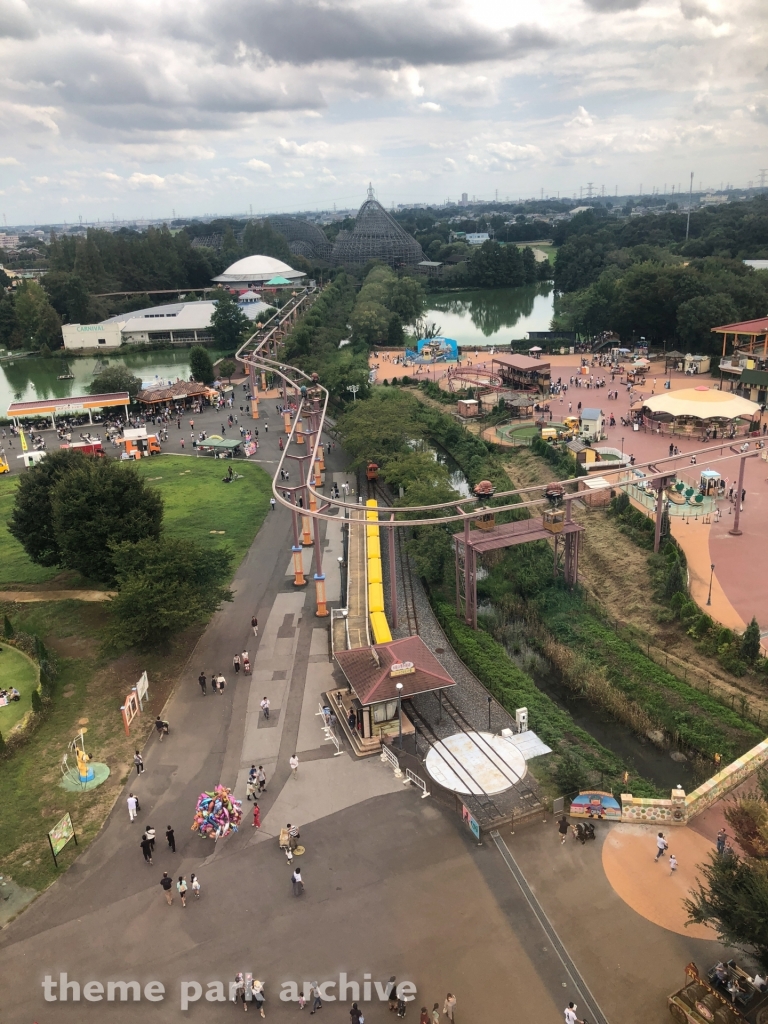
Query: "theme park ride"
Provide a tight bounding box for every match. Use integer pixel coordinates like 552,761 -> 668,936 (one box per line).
234,300 -> 762,629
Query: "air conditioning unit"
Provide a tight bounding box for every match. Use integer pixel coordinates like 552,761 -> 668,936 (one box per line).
515,707 -> 528,733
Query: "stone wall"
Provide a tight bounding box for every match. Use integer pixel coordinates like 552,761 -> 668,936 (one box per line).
685,738 -> 768,819
619,739 -> 768,826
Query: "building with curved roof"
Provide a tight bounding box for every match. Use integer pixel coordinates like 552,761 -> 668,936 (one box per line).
332,185 -> 424,268
268,216 -> 332,262
641,386 -> 760,436
212,254 -> 305,290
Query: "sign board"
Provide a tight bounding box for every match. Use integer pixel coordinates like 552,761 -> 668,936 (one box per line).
390,661 -> 415,677
462,804 -> 481,840
121,689 -> 141,736
48,812 -> 77,866
136,671 -> 149,706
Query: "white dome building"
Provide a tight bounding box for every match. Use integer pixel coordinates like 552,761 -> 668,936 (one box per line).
212,254 -> 305,290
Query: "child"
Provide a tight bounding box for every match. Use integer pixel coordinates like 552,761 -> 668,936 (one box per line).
670,854 -> 678,874
397,997 -> 407,1018
190,873 -> 201,898
298,995 -> 307,1010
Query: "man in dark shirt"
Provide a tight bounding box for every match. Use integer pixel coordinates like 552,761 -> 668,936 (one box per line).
166,825 -> 176,853
160,872 -> 173,904
198,672 -> 207,696
140,835 -> 153,864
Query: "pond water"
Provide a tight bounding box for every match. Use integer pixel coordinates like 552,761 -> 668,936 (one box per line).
0,348 -> 228,414
425,284 -> 554,348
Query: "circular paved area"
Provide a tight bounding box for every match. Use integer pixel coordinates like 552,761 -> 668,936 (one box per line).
601,822 -> 716,939
425,731 -> 527,795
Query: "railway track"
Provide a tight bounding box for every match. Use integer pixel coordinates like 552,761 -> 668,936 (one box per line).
367,479 -> 419,637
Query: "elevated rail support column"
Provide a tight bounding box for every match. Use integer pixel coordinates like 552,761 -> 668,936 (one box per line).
296,454 -> 313,546
290,494 -> 307,587
729,454 -> 749,536
313,513 -> 328,617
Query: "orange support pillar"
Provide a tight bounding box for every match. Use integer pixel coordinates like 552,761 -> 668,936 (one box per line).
284,411 -> 291,434
296,417 -> 304,444
301,514 -> 313,546
292,545 -> 306,586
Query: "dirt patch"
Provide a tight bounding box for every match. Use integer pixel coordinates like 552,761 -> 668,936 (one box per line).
45,634 -> 98,659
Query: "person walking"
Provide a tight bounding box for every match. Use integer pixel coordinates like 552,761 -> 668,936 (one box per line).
388,979 -> 398,1013
655,831 -> 668,861
155,716 -> 168,741
350,1002 -> 363,1024
270,498 -> 276,511
443,994 -> 456,1021
166,825 -> 176,852
233,654 -> 241,674
252,615 -> 259,637
717,829 -> 727,855
260,697 -> 270,719
177,875 -> 188,907
140,835 -> 153,864
669,854 -> 678,874
256,765 -> 267,793
247,765 -> 258,801
292,867 -> 304,896
160,871 -> 173,905
420,1008 -> 429,1024
127,793 -> 138,822
134,750 -> 145,775
431,1005 -> 440,1024
290,753 -> 299,779
564,1003 -> 578,1024
252,979 -> 266,1017
198,671 -> 207,696
558,815 -> 569,845
252,802 -> 261,829
190,873 -> 201,898
145,825 -> 156,852
310,982 -> 322,1014
216,673 -> 226,693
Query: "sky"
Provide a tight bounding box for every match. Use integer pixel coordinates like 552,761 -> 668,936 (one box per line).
1,0 -> 767,225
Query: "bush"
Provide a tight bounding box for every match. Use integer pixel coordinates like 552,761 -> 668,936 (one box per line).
31,689 -> 43,714
742,617 -> 762,664
3,615 -> 14,638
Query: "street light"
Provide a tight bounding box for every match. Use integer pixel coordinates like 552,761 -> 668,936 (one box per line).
396,681 -> 404,749
337,555 -> 345,606
347,385 -> 360,402
707,563 -> 715,606
620,436 -> 625,457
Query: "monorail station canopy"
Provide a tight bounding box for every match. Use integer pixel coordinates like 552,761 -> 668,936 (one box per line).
641,386 -> 760,434
331,184 -> 424,268
6,392 -> 129,426
136,381 -> 211,407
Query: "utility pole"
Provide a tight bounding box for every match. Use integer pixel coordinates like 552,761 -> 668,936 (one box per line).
685,171 -> 694,241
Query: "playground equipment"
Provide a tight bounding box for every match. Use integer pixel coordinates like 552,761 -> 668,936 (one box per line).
60,727 -> 110,791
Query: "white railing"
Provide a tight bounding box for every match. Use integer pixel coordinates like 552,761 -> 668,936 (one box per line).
405,768 -> 430,798
380,743 -> 402,777
316,703 -> 344,756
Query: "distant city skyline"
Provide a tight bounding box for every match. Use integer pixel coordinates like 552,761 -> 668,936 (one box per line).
1,0 -> 766,224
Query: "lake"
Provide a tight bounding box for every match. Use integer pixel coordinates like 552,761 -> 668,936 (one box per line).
0,348 -> 227,415
424,284 -> 554,348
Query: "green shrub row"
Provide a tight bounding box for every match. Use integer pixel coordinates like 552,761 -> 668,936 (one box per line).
530,435 -> 586,480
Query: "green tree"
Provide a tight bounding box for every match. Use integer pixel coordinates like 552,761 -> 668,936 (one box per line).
43,271 -> 90,324
351,302 -> 390,346
677,294 -> 739,348
33,302 -> 63,351
686,852 -> 768,968
210,292 -> 250,353
741,616 -> 762,664
387,277 -> 425,325
189,345 -> 214,384
0,292 -> 22,349
336,390 -> 424,468
8,450 -> 87,566
218,358 -> 237,382
108,536 -> 233,648
51,460 -> 164,583
89,366 -> 143,399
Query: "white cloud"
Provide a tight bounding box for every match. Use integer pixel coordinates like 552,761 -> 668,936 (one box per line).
246,159 -> 272,172
0,0 -> 765,220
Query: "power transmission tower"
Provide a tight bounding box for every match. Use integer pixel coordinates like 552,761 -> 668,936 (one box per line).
586,182 -> 594,198
760,169 -> 767,190
685,171 -> 694,241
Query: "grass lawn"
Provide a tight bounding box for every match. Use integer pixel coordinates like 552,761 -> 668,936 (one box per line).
129,454 -> 271,566
0,642 -> 38,734
0,456 -> 272,589
510,425 -> 539,439
0,456 -> 272,896
0,477 -> 60,588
